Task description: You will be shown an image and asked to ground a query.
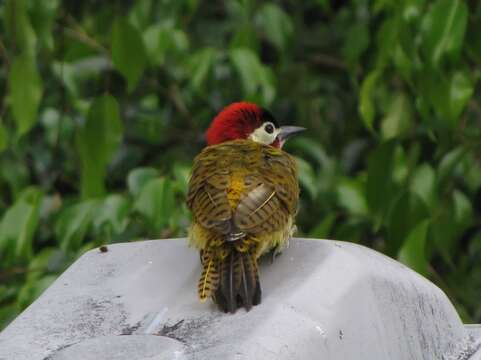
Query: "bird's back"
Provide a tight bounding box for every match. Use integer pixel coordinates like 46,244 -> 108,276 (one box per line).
188,139 -> 298,248
187,139 -> 299,312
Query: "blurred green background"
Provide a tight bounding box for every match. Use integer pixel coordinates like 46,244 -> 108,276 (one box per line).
1,0 -> 481,330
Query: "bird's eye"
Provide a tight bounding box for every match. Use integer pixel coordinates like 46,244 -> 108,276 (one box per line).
264,123 -> 274,134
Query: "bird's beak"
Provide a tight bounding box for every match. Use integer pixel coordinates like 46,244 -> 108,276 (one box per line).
277,126 -> 306,142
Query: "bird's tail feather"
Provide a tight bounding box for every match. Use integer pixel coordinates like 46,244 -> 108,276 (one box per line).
198,249 -> 220,302
215,246 -> 261,313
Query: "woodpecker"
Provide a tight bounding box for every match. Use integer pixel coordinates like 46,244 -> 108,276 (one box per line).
187,102 -> 304,313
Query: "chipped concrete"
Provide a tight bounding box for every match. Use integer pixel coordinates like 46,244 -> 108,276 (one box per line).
0,238 -> 479,359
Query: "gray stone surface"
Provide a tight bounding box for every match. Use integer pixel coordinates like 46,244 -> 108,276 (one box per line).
48,335 -> 186,360
466,326 -> 481,360
0,238 -> 479,360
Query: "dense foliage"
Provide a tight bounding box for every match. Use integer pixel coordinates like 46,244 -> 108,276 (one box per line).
1,0 -> 481,329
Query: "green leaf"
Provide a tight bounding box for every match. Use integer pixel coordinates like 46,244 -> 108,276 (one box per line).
134,178 -> 175,234
288,137 -> 332,169
257,67 -> 276,106
398,220 -> 430,276
230,47 -> 261,94
4,0 -> 36,56
393,43 -> 413,81
76,95 -> 123,198
410,163 -> 436,209
26,247 -> 56,282
0,187 -> 43,263
366,141 -> 397,223
143,25 -> 189,66
256,4 -> 293,51
392,145 -> 409,185
51,61 -> 78,97
55,200 -> 98,251
127,0 -> 153,30
343,23 -> 370,65
111,18 -> 147,92
452,189 -> 472,230
30,0 -> 60,50
229,47 -> 261,95
127,167 -> 160,196
229,47 -> 276,105
437,146 -> 466,185
376,17 -> 399,67
8,54 -> 43,136
463,152 -> 481,194
336,178 -> 368,216
421,0 -> 468,67
431,190 -> 472,264
447,71 -> 473,123
173,164 -> 192,196
295,157 -> 318,199
0,286 -> 15,304
359,70 -> 381,131
419,69 -> 473,127
381,92 -> 412,140
334,218 -> 365,243
0,304 -> 19,330
386,191 -> 429,255
189,48 -> 216,91
0,157 -> 29,199
230,25 -> 259,51
93,194 -> 130,235
0,123 -> 7,152
309,213 -> 337,239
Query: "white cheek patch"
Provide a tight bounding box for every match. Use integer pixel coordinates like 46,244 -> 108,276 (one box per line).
249,127 -> 279,145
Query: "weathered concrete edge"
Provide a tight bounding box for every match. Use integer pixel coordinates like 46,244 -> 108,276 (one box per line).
1,238 -> 481,360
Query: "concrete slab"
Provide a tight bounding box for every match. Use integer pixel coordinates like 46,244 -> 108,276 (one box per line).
0,238 -> 479,360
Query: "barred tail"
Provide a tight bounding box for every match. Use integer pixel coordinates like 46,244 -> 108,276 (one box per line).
198,249 -> 220,302
215,248 -> 261,313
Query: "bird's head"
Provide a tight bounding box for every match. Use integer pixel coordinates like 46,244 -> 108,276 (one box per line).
206,102 -> 305,148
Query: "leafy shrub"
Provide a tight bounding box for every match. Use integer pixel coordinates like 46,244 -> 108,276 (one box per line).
1,0 -> 480,328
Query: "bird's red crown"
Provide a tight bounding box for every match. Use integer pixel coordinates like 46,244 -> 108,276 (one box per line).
206,102 -> 264,146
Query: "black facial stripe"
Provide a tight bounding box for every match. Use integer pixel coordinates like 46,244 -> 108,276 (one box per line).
260,108 -> 279,128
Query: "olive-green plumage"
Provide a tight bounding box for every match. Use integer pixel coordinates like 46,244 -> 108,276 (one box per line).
187,139 -> 299,313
